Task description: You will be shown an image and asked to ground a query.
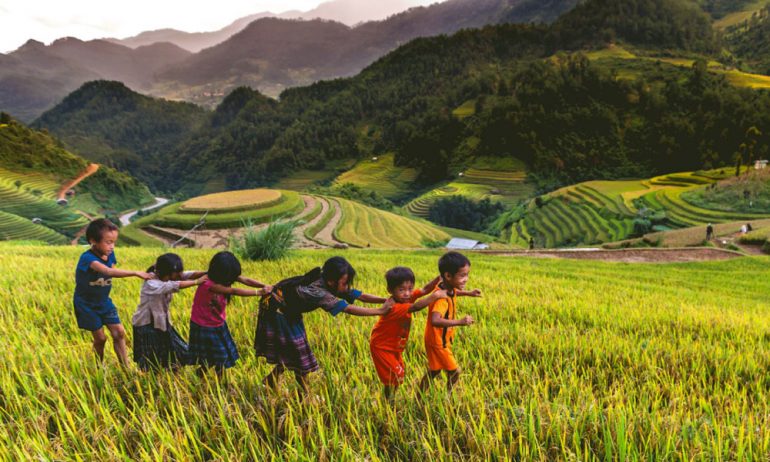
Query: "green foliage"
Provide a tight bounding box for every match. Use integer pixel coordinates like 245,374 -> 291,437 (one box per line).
726,6 -> 770,74
33,81 -> 207,193
230,219 -> 297,261
313,182 -> 395,211
428,196 -> 506,232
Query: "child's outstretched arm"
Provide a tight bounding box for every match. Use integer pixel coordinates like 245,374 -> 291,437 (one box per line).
421,276 -> 441,294
176,276 -> 207,290
237,276 -> 273,294
185,271 -> 208,280
408,289 -> 447,313
429,311 -> 474,327
209,283 -> 270,297
343,298 -> 394,317
456,288 -> 482,297
89,261 -> 151,280
356,293 -> 388,304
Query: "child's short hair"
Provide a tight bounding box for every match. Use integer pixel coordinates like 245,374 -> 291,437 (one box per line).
385,266 -> 415,291
207,251 -> 241,286
438,251 -> 471,278
322,256 -> 356,286
86,218 -> 118,243
148,253 -> 184,278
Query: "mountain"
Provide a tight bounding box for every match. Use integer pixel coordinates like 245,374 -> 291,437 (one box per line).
33,81 -> 208,193
0,39 -> 191,123
154,0 -> 579,101
0,113 -> 153,214
108,0 -> 427,53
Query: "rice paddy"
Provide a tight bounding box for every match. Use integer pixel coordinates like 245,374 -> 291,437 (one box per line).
3,245 -> 770,459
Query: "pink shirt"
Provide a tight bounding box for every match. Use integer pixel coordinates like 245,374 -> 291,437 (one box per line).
190,280 -> 228,327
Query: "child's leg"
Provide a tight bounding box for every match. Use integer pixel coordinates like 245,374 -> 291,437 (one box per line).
91,328 -> 107,361
445,368 -> 462,393
106,323 -> 130,368
263,364 -> 286,388
383,385 -> 397,402
293,370 -> 308,395
419,370 -> 442,391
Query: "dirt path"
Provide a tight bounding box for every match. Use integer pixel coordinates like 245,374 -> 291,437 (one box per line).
484,248 -> 743,263
59,164 -> 99,201
315,197 -> 345,246
293,196 -> 327,249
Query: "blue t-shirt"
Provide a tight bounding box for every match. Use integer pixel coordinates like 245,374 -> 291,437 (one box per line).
74,249 -> 117,306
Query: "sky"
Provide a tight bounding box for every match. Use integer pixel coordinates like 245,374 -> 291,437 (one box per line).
0,0 -> 440,53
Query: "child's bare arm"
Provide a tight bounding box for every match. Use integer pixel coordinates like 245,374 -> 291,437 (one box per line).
238,276 -> 267,288
89,261 -> 151,280
408,290 -> 447,313
177,277 -> 207,290
429,311 -> 474,327
456,288 -> 482,297
421,276 -> 441,294
357,293 -> 388,304
185,271 -> 208,280
209,283 -> 269,297
343,299 -> 393,317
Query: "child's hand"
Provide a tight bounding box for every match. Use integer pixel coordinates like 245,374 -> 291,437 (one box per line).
195,275 -> 208,285
135,271 -> 152,280
460,315 -> 474,326
262,285 -> 274,294
381,298 -> 395,315
468,289 -> 482,297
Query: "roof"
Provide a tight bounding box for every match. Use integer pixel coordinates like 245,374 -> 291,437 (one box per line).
446,238 -> 481,250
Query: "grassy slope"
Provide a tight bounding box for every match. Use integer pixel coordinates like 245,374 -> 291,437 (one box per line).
3,245 -> 770,459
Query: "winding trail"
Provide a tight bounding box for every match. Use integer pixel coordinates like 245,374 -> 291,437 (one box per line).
58,164 -> 99,201
119,197 -> 170,226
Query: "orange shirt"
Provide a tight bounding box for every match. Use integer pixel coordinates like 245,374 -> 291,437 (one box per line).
424,286 -> 457,349
370,289 -> 423,352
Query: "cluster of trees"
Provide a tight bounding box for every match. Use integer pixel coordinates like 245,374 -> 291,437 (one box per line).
428,196 -> 505,232
726,6 -> 770,74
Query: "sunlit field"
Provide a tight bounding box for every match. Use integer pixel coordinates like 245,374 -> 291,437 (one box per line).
3,244 -> 770,459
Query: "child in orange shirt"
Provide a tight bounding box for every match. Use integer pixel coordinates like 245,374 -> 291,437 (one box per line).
369,268 -> 446,400
420,251 -> 478,394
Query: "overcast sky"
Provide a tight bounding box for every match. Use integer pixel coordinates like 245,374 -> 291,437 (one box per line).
0,0 -> 441,53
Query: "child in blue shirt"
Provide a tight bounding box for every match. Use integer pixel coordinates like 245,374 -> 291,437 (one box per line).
74,219 -> 151,367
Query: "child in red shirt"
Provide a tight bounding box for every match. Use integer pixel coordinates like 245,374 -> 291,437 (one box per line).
369,267 -> 446,400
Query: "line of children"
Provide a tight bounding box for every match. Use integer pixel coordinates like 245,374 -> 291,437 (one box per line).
74,219 -> 480,395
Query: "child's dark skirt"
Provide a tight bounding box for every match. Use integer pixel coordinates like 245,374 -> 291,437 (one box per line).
133,324 -> 189,370
254,296 -> 319,376
188,321 -> 239,369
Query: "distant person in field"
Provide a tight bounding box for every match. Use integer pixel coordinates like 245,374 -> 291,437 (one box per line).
740,224 -> 748,234
529,237 -> 535,250
187,251 -> 271,378
73,219 -> 151,367
420,251 -> 476,394
131,253 -> 207,371
747,223 -> 753,232
706,223 -> 714,241
369,268 -> 481,400
255,256 -> 389,395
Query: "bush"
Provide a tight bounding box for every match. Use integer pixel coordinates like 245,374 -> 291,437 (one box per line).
428,196 -> 505,232
230,219 -> 297,261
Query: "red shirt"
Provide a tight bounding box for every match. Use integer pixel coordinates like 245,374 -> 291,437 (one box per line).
369,289 -> 423,352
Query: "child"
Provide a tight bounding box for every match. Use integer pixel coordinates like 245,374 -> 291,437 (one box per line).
420,251 -> 478,394
369,268 -> 447,400
131,253 -> 207,371
188,251 -> 270,377
253,256 -> 389,394
73,218 -> 151,367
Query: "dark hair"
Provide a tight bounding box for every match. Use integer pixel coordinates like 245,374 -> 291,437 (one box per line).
438,251 -> 471,279
322,256 -> 356,287
86,218 -> 118,243
207,251 -> 241,286
147,253 -> 183,278
385,266 -> 415,291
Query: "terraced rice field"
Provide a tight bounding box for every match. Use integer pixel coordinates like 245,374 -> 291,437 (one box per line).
406,158 -> 534,218
0,211 -> 69,244
180,189 -> 283,213
333,198 -> 450,248
333,153 -> 419,200
513,170 -> 770,248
